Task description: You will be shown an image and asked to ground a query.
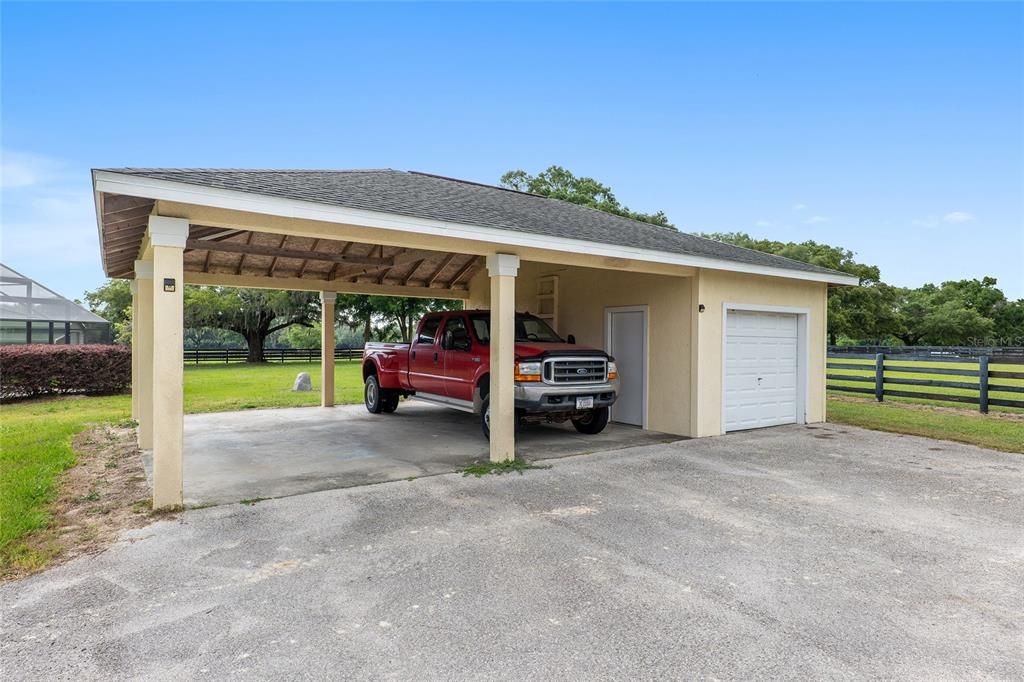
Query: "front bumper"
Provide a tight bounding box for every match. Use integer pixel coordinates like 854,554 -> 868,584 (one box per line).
514,378 -> 619,413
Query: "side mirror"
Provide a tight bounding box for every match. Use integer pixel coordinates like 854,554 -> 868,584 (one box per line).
441,330 -> 453,350
567,334 -> 576,345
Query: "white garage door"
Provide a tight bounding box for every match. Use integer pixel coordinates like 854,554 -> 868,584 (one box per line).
724,310 -> 799,432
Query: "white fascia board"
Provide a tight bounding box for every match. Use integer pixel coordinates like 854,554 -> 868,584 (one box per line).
93,171 -> 861,286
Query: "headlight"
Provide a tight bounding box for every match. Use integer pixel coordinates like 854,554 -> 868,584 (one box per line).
607,361 -> 618,379
514,361 -> 542,382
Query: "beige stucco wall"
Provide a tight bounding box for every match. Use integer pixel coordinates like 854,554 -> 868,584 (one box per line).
470,264 -> 828,440
689,269 -> 829,437
469,262 -> 694,436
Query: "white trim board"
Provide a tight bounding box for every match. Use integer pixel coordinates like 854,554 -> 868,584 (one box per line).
93,171 -> 860,286
604,305 -> 649,430
720,303 -> 810,434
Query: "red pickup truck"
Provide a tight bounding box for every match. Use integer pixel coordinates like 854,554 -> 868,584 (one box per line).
362,310 -> 619,439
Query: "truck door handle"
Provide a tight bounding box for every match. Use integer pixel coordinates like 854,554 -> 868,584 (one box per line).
433,352 -> 439,363
411,350 -> 416,360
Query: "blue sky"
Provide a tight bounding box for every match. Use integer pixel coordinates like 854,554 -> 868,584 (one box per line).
2,2 -> 1022,300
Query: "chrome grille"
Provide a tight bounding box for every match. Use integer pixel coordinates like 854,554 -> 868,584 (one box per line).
544,358 -> 607,384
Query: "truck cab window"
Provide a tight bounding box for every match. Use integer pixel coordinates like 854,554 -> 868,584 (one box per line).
443,317 -> 471,351
471,318 -> 490,345
416,317 -> 441,345
468,313 -> 562,344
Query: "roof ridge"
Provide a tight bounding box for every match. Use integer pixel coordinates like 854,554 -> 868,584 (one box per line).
406,170 -> 548,199
95,167 -> 398,174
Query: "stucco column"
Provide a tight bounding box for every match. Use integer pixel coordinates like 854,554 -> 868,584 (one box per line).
130,280 -> 139,421
134,260 -> 154,450
486,254 -> 519,462
321,292 -> 336,408
148,216 -> 189,510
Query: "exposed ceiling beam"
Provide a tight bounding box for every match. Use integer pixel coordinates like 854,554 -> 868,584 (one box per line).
447,256 -> 482,286
297,238 -> 319,278
184,239 -> 393,266
425,253 -> 457,287
236,233 -> 254,276
402,260 -> 426,286
268,235 -> 288,276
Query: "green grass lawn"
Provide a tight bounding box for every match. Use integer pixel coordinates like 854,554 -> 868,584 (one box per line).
827,396 -> 1024,453
1,360 -> 366,573
4,358 -> 1021,575
184,359 -> 364,412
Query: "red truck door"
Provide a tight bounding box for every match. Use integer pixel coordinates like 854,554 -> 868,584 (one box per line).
440,315 -> 478,402
409,315 -> 445,395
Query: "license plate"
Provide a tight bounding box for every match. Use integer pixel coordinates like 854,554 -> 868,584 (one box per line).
576,396 -> 594,409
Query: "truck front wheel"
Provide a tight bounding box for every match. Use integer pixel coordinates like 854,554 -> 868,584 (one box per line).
480,397 -> 523,440
572,407 -> 610,435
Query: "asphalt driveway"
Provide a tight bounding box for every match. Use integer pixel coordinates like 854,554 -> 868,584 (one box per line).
3,424 -> 1022,680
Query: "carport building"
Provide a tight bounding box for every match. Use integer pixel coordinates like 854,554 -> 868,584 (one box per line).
91,169 -> 857,508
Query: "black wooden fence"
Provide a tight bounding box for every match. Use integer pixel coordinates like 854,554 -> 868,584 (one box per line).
184,348 -> 363,364
829,345 -> 1024,360
827,352 -> 1024,413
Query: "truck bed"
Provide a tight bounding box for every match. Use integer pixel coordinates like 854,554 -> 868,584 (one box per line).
363,341 -> 412,390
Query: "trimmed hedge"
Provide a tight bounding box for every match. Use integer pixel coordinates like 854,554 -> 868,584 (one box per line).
0,344 -> 131,400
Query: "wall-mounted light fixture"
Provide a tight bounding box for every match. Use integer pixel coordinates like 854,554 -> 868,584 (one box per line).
163,278 -> 176,293
698,304 -> 706,313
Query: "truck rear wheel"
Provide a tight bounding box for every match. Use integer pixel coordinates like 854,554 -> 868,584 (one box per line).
381,392 -> 400,413
572,407 -> 610,435
364,375 -> 388,414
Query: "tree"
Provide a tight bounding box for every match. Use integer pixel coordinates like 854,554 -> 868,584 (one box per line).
992,299 -> 1024,346
700,232 -> 884,344
335,295 -> 460,343
500,166 -> 674,228
892,278 -> 1011,346
373,296 -> 458,342
83,279 -> 133,344
283,322 -> 323,349
183,286 -> 320,362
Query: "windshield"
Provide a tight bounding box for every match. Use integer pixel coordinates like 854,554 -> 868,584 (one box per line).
469,314 -> 563,344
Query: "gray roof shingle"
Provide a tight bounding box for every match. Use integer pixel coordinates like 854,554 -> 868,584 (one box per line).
98,168 -> 850,279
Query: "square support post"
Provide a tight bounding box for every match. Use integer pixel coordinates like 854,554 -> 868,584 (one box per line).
130,280 -> 140,421
486,253 -> 519,462
148,216 -> 189,510
134,260 -> 154,450
321,291 -> 336,407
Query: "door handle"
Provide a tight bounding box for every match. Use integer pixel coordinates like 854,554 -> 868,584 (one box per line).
433,351 -> 439,363
411,350 -> 416,360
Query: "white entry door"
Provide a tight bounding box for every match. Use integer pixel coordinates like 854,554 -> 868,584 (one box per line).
606,307 -> 647,427
724,310 -> 799,432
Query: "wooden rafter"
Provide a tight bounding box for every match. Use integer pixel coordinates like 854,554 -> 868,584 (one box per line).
402,260 -> 426,286
297,239 -> 319,278
326,242 -> 354,281
236,233 -> 254,276
268,235 -> 288,276
425,253 -> 457,287
185,239 -> 393,266
447,256 -> 482,286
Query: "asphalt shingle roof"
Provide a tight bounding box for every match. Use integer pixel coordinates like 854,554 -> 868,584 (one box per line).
99,168 -> 849,279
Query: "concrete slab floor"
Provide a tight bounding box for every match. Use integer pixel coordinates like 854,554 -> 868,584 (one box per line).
141,401 -> 680,506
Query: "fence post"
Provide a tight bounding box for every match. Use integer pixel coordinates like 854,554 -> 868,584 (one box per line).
978,356 -> 989,414
874,353 -> 885,402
